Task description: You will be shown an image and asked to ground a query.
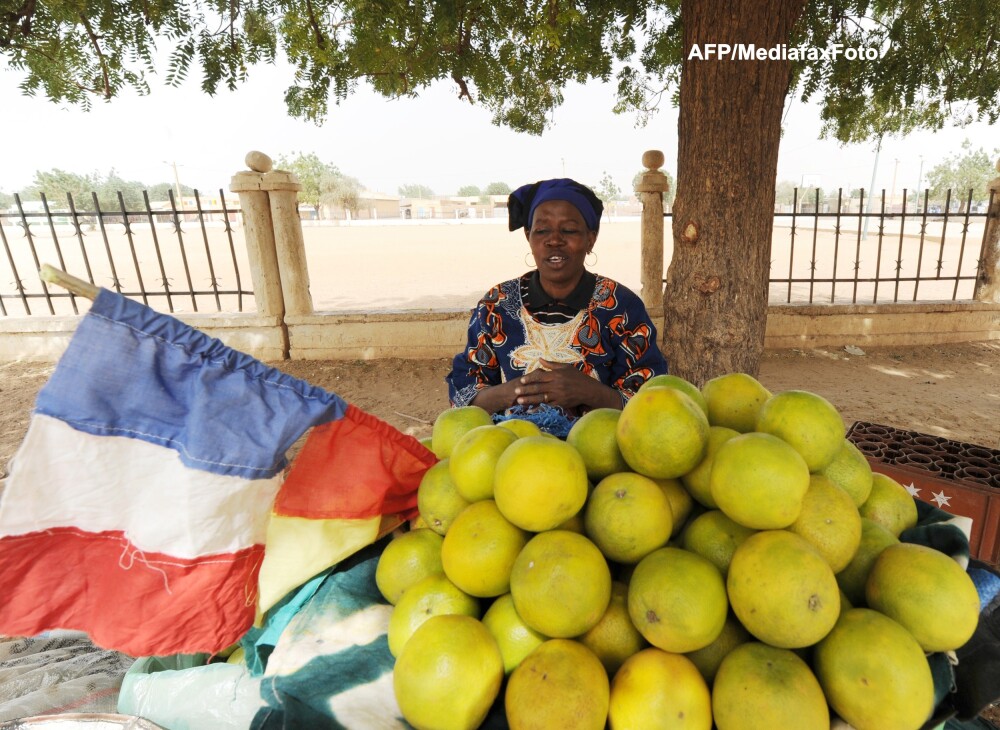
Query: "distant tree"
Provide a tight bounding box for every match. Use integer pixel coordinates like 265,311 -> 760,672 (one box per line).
0,189 -> 14,209
277,152 -> 338,218
926,140 -> 999,213
399,184 -> 435,199
457,185 -> 481,197
773,180 -> 797,208
322,171 -> 364,216
632,170 -> 677,208
95,170 -> 148,210
147,182 -> 196,202
22,169 -> 97,205
484,182 -> 512,196
595,171 -> 622,205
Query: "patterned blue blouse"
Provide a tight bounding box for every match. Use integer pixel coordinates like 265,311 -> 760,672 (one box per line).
447,272 -> 668,413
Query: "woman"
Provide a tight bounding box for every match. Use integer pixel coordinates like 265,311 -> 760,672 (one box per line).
446,178 -> 668,434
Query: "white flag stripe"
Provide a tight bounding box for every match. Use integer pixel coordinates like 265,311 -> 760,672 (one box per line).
0,414 -> 282,558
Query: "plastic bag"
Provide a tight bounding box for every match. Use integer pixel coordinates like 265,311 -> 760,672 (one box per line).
117,655 -> 264,730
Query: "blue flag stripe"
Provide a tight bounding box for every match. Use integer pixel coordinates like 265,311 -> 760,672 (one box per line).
35,290 -> 347,479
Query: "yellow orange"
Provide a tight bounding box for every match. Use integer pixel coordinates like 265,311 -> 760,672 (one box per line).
431,405 -> 493,458
609,648 -> 712,730
481,593 -> 547,674
680,510 -> 756,576
448,425 -> 518,502
584,472 -> 673,564
616,385 -> 710,479
393,614 -> 503,730
566,407 -> 630,481
710,432 -> 811,529
375,528 -> 444,604
858,472 -> 918,536
755,389 -> 845,472
712,642 -> 829,730
387,573 -> 480,657
700,372 -> 771,433
494,436 -> 589,531
628,547 -> 728,653
727,530 -> 840,649
865,542 -> 981,652
814,608 -> 934,730
578,581 -> 648,675
509,530 -> 612,638
787,474 -> 862,573
417,459 -> 471,536
680,426 -> 740,508
835,517 -> 899,605
505,640 -> 609,730
441,500 -> 528,598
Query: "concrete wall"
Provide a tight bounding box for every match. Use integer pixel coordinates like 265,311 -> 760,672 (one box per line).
2,302 -> 996,364
0,313 -> 286,363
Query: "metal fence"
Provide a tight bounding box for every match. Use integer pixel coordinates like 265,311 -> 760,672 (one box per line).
0,190 -> 254,316
2,186 -> 996,317
764,188 -> 996,304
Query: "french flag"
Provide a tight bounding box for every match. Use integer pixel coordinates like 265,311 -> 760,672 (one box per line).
0,289 -> 434,657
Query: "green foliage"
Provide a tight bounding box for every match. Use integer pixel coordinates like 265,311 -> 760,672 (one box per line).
926,140 -> 999,208
322,170 -> 364,214
483,181 -> 511,195
3,1 -> 996,145
456,185 -> 481,197
0,189 -> 12,209
594,171 -> 621,204
399,183 -> 435,199
277,152 -> 339,213
631,169 -> 676,207
147,182 -> 196,201
20,168 -> 196,210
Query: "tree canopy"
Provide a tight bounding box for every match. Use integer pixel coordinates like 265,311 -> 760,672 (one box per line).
927,140 -> 1000,210
3,1 -> 996,140
16,169 -> 192,209
399,184 -> 435,199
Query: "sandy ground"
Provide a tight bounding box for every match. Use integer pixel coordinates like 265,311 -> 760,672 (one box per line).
1,216 -> 986,316
3,341 -> 998,475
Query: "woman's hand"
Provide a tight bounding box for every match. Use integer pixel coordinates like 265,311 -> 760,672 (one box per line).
513,359 -> 623,411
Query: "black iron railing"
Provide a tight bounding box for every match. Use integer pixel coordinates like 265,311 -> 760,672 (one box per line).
0,190 -> 253,316
768,188 -> 995,304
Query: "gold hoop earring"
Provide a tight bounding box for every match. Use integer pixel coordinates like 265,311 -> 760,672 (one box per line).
586,250 -> 598,267
524,252 -> 536,268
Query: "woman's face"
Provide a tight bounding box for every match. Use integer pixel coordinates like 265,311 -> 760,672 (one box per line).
526,200 -> 597,295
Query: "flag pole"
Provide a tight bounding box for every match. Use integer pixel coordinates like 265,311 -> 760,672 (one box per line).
39,264 -> 100,301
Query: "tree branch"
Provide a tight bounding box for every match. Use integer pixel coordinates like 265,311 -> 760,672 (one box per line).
79,13 -> 112,98
1,0 -> 36,48
305,0 -> 326,49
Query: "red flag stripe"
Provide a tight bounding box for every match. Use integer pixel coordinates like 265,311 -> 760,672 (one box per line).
274,404 -> 436,520
0,528 -> 261,655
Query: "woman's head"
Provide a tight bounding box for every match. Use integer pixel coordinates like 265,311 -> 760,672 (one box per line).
507,178 -> 604,234
508,179 -> 603,297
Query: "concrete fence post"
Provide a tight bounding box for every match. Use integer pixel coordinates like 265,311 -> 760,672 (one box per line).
635,149 -> 670,315
229,151 -> 285,320
262,170 -> 314,317
974,157 -> 1000,303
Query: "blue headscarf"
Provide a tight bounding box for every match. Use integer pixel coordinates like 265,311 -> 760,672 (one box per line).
508,178 -> 604,233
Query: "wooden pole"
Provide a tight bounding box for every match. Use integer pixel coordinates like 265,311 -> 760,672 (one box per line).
39,264 -> 100,300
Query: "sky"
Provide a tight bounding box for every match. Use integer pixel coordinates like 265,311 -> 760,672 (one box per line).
2,56 -> 997,200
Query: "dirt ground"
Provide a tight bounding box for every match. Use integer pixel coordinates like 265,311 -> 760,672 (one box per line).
2,341 -> 999,474
1,342 -> 998,724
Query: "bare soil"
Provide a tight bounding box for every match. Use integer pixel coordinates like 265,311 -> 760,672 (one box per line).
3,341 -> 999,474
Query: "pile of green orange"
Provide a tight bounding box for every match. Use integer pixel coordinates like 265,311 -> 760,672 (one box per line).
377,374 -> 980,730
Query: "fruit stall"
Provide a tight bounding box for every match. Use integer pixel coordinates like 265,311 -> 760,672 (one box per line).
0,277 -> 997,729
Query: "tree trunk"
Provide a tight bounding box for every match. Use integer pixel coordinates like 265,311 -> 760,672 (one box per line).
664,0 -> 806,386
973,173 -> 1000,302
